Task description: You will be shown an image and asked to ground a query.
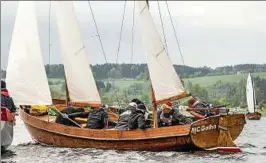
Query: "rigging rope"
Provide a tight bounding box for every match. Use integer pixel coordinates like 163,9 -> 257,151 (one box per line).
165,1 -> 192,88
112,1 -> 128,108
130,1 -> 135,64
88,1 -> 108,63
157,0 -> 168,53
115,1 -> 127,64
48,1 -> 52,76
87,1 -> 124,108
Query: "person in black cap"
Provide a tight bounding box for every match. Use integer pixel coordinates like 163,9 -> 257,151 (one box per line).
1,80 -> 16,113
128,103 -> 148,130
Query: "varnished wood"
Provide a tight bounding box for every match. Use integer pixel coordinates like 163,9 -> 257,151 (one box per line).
64,75 -> 70,106
68,102 -> 101,108
186,108 -> 229,112
190,114 -> 245,149
246,112 -> 261,120
151,85 -> 158,128
154,92 -> 190,105
19,109 -> 245,151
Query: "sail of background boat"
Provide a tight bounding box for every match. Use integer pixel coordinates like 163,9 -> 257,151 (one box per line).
246,73 -> 255,113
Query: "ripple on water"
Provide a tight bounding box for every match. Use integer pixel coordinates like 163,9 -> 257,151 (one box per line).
1,118 -> 266,163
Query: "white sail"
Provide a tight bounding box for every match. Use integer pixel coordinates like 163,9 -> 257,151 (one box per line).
246,73 -> 255,113
136,1 -> 186,102
54,1 -> 101,104
5,1 -> 52,106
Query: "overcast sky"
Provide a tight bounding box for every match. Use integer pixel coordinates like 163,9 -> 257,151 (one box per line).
1,1 -> 266,69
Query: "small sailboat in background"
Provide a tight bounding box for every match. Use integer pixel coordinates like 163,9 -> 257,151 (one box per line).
246,73 -> 261,120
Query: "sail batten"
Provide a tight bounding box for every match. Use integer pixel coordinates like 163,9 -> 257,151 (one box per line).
5,1 -> 52,105
54,1 -> 101,104
136,1 -> 186,103
246,73 -> 255,113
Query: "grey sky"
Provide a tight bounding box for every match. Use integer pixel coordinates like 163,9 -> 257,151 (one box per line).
1,1 -> 266,69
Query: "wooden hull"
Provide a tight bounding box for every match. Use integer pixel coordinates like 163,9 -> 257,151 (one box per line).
19,109 -> 245,151
246,112 -> 261,120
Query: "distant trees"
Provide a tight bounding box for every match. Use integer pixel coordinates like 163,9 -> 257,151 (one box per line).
1,63 -> 266,80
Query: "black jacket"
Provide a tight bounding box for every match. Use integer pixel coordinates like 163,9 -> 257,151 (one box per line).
157,108 -> 192,127
128,110 -> 146,130
86,108 -> 108,129
115,105 -> 137,130
1,89 -> 16,113
55,107 -> 79,127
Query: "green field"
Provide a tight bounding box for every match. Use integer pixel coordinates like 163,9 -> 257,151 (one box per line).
183,72 -> 266,87
48,72 -> 266,93
48,72 -> 266,101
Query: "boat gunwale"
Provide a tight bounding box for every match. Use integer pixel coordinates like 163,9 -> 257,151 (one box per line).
20,109 -> 192,141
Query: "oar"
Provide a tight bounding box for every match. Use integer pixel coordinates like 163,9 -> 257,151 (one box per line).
49,106 -> 83,128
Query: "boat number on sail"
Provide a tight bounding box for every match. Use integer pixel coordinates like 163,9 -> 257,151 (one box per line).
191,124 -> 217,134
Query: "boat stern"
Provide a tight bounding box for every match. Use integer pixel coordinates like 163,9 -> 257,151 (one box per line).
189,114 -> 246,153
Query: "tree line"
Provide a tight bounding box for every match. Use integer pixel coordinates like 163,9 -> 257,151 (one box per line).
1,63 -> 265,79
187,76 -> 266,108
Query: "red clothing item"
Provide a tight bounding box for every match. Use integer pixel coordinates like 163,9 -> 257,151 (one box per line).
1,90 -> 10,97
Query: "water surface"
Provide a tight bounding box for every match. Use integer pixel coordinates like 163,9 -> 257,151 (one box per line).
2,117 -> 266,163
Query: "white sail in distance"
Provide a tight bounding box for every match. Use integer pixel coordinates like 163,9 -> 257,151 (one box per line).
246,73 -> 256,113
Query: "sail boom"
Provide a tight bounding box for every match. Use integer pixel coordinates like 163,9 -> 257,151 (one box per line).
154,92 -> 190,105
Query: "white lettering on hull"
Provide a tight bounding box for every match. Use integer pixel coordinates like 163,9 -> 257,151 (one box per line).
191,124 -> 217,134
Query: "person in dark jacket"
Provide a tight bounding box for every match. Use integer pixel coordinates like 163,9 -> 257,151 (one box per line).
55,107 -> 85,127
115,102 -> 137,130
86,105 -> 109,129
187,97 -> 214,119
128,103 -> 147,130
1,80 -> 16,113
157,102 -> 193,127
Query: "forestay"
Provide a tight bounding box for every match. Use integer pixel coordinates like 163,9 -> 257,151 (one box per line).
246,73 -> 255,113
54,1 -> 101,105
136,1 -> 186,103
5,1 -> 52,105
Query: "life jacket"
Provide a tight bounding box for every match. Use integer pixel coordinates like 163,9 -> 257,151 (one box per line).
1,89 -> 16,113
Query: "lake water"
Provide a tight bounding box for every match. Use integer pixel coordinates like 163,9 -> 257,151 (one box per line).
1,117 -> 266,163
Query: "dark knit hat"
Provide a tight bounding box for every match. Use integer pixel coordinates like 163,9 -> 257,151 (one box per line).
1,80 -> 6,89
137,103 -> 148,113
131,98 -> 143,105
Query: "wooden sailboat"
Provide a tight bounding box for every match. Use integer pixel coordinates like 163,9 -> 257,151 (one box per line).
8,1 -> 246,152
246,73 -> 261,120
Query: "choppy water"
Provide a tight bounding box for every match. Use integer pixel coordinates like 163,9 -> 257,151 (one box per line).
1,117 -> 266,163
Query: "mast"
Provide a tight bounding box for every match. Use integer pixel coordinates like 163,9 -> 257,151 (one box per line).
151,85 -> 158,128
251,73 -> 256,111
